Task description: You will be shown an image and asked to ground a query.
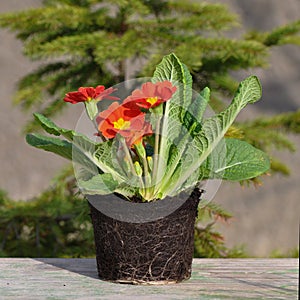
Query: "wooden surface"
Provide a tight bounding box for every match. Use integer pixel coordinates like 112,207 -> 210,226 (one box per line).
0,258 -> 298,299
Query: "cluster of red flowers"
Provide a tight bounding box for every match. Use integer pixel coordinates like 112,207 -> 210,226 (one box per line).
64,81 -> 177,147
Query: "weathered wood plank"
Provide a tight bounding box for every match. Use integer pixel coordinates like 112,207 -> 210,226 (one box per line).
0,258 -> 298,299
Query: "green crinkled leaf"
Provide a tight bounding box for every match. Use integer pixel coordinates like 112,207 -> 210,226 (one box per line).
93,140 -> 127,181
162,75 -> 262,196
32,113 -> 126,182
34,112 -> 93,142
115,184 -> 137,199
26,133 -> 73,160
26,133 -> 97,173
180,87 -> 210,139
182,88 -> 210,136
155,87 -> 210,195
153,53 -> 192,108
170,137 -> 270,195
188,87 -> 210,129
34,113 -> 62,136
152,53 -> 193,195
212,138 -> 270,180
153,53 -> 193,129
78,173 -> 119,195
33,113 -> 101,172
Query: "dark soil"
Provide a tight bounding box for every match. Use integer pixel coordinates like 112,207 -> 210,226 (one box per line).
89,188 -> 203,284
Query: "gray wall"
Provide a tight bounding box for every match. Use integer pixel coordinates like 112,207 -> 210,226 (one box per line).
211,0 -> 300,256
0,0 -> 299,256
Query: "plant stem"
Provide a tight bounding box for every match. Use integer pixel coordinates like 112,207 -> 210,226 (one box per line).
142,156 -> 149,182
134,142 -> 152,200
141,155 -> 151,200
121,138 -> 135,174
152,116 -> 161,186
120,138 -> 145,191
157,133 -> 190,196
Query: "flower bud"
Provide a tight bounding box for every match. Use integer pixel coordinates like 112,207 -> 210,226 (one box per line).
134,161 -> 143,176
147,156 -> 153,171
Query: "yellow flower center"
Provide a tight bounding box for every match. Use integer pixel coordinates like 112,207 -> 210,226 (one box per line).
86,96 -> 93,102
113,118 -> 131,130
146,97 -> 158,106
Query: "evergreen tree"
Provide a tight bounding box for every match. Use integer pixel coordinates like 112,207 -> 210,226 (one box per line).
0,0 -> 299,257
0,168 -> 94,257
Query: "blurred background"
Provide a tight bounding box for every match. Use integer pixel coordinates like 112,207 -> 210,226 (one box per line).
0,0 -> 299,257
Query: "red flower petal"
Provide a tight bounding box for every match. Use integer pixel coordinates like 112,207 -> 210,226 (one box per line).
123,80 -> 177,109
125,121 -> 153,147
64,91 -> 88,104
97,102 -> 145,139
95,86 -> 120,101
64,85 -> 119,104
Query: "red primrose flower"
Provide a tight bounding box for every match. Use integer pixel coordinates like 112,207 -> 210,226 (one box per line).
124,81 -> 177,109
64,85 -> 119,104
96,102 -> 152,147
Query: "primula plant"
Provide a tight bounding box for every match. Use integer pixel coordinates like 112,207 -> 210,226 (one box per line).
26,54 -> 270,202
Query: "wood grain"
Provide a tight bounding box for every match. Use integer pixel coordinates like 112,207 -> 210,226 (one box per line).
0,258 -> 298,299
